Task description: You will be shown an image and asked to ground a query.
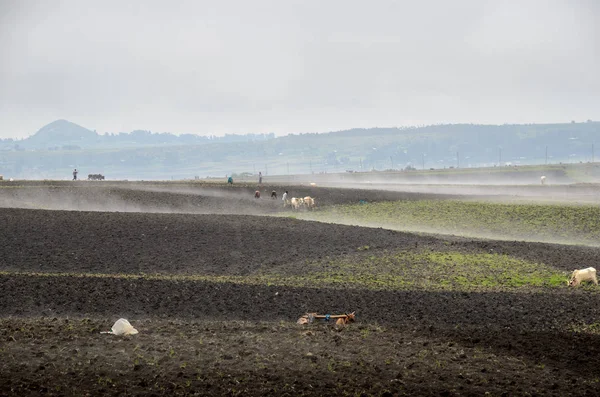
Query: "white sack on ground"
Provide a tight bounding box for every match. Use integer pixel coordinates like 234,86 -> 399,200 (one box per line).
103,318 -> 139,335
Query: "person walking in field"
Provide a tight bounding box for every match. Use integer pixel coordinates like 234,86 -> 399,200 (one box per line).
282,190 -> 288,207
72,168 -> 78,180
258,171 -> 263,184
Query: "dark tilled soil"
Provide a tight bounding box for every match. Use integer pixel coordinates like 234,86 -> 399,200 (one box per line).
0,208 -> 441,275
3,318 -> 600,397
2,207 -> 599,275
2,187 -> 600,395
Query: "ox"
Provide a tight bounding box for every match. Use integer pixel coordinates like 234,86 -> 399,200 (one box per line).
254,190 -> 261,199
291,197 -> 304,210
335,312 -> 356,329
541,176 -> 546,185
303,196 -> 316,209
568,267 -> 598,286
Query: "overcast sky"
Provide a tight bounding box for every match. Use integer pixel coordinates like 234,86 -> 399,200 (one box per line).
0,0 -> 598,139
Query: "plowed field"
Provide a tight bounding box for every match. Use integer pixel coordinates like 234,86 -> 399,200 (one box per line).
2,183 -> 600,396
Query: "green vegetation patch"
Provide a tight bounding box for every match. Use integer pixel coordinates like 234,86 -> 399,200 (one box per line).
568,321 -> 600,335
254,250 -> 567,291
295,200 -> 600,246
1,250 -> 568,292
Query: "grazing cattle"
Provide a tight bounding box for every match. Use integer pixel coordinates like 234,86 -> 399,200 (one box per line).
310,182 -> 317,187
541,176 -> 546,185
568,267 -> 598,286
271,191 -> 277,199
254,190 -> 261,199
303,196 -> 315,209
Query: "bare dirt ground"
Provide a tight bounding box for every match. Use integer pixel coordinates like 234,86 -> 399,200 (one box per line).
2,180 -> 599,212
317,183 -> 600,205
0,179 -> 465,207
2,183 -> 600,396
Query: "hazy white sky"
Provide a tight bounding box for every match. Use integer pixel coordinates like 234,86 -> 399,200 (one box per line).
1,0 -> 598,138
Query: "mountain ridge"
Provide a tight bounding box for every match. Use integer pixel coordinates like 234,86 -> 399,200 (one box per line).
0,119 -> 598,179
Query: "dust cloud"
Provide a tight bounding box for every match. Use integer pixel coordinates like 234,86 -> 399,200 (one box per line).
2,180 -> 599,246
0,184 -> 281,215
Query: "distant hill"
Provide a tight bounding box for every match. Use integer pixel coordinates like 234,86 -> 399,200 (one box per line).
25,119 -> 97,149
0,119 -> 598,179
1,120 -> 275,150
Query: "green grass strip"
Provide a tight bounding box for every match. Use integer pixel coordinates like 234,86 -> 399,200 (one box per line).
0,251 -> 573,292
294,200 -> 600,246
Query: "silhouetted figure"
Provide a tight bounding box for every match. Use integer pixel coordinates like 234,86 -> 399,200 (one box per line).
72,168 -> 78,181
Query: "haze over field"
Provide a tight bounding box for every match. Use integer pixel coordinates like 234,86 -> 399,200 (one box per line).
3,3 -> 600,394
1,0 -> 599,140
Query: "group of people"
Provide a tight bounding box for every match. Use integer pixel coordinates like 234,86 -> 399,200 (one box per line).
255,189 -> 289,206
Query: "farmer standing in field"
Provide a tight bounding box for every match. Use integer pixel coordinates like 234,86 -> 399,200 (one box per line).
258,171 -> 262,184
72,168 -> 78,180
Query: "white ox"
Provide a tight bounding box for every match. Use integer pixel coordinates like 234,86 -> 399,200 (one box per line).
568,267 -> 598,286
291,197 -> 304,210
541,176 -> 546,185
303,196 -> 315,209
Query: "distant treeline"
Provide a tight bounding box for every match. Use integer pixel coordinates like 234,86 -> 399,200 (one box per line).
0,120 -> 598,179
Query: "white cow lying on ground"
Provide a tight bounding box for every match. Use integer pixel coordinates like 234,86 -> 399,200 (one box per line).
568,267 -> 598,286
541,175 -> 546,185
